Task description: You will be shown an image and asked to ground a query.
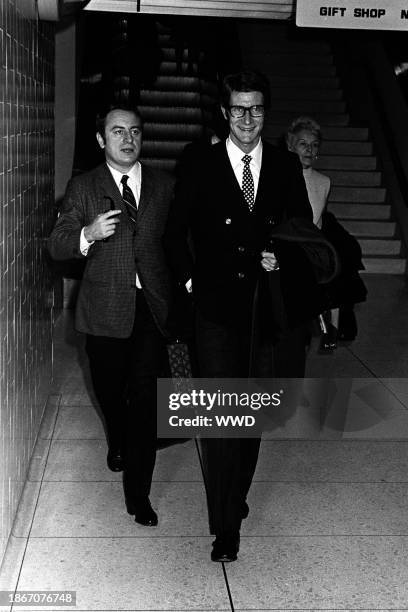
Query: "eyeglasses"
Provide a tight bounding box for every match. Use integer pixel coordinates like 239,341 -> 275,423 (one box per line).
228,105 -> 265,118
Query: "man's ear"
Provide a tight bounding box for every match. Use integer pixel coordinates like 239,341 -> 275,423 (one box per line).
221,105 -> 228,121
96,132 -> 105,149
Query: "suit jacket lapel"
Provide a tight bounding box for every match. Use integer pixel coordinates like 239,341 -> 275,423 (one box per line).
213,143 -> 251,212
254,142 -> 273,215
137,164 -> 154,223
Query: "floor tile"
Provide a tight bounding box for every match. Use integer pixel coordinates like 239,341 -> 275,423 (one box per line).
16,537 -> 229,610
0,534 -> 27,592
381,378 -> 408,408
53,406 -> 105,440
243,481 -> 408,536
254,440 -> 408,482
225,536 -> 408,609
11,482 -> 42,538
43,440 -> 117,482
43,439 -> 201,482
30,481 -> 208,537
37,396 -> 60,440
27,438 -> 52,482
59,392 -> 94,407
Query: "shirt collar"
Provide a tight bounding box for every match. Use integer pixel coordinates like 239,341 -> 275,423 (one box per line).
106,161 -> 141,186
226,137 -> 263,170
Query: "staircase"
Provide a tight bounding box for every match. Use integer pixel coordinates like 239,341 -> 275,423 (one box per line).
139,22 -> 214,171
237,20 -> 406,275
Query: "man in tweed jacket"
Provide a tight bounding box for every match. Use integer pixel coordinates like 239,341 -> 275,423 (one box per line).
48,105 -> 174,527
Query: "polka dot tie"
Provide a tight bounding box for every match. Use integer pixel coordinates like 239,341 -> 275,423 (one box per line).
241,155 -> 255,212
121,175 -> 137,225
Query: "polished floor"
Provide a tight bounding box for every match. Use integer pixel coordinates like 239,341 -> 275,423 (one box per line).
2,273 -> 408,611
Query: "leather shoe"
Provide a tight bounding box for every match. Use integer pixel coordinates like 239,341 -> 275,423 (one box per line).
127,498 -> 158,527
107,449 -> 123,472
211,533 -> 240,562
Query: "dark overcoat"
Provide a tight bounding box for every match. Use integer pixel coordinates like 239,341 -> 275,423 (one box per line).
163,140 -> 313,324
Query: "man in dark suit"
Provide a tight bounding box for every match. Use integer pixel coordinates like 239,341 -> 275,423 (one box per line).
164,71 -> 313,561
48,105 -> 173,527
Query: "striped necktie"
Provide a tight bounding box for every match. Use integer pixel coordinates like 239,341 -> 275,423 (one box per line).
241,154 -> 255,212
121,175 -> 137,224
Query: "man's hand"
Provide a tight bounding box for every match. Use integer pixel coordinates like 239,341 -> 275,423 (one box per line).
261,250 -> 279,272
84,210 -> 122,242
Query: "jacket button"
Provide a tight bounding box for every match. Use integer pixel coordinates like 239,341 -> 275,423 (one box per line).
238,272 -> 245,279
225,218 -> 232,225
238,246 -> 245,253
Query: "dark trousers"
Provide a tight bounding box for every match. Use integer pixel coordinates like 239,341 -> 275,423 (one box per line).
85,290 -> 168,501
196,308 -> 307,536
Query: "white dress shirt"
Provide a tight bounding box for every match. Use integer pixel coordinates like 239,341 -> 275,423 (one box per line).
226,136 -> 263,198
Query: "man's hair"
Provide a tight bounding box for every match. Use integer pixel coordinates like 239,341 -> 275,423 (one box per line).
220,71 -> 271,109
95,104 -> 143,140
286,116 -> 322,149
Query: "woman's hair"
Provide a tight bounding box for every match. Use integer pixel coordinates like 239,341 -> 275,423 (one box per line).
286,116 -> 322,150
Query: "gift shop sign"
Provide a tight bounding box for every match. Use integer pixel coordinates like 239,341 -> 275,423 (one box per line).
296,0 -> 408,30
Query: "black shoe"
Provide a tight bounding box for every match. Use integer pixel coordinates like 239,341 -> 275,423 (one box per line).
127,498 -> 158,527
211,533 -> 240,562
241,501 -> 249,519
107,449 -> 123,472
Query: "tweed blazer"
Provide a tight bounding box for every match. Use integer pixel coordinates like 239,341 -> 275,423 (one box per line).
163,140 -> 313,324
48,163 -> 174,338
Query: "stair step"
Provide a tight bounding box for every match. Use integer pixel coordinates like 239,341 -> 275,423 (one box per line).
360,239 -> 402,255
138,105 -> 202,122
139,90 -> 202,106
342,220 -> 396,237
244,63 -> 337,77
265,76 -> 340,89
142,140 -> 188,157
361,257 -> 406,274
143,122 -> 202,140
239,38 -> 332,55
330,203 -> 391,220
264,125 -> 370,142
330,186 -> 386,203
141,157 -> 177,172
151,75 -> 201,91
160,61 -> 199,75
265,113 -> 350,127
324,170 -> 382,187
268,99 -> 346,113
315,156 -> 377,170
243,52 -> 334,66
161,47 -> 203,62
270,88 -> 342,101
320,141 -> 373,155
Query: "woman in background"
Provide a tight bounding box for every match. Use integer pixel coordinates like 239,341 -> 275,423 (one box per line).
286,116 -> 367,351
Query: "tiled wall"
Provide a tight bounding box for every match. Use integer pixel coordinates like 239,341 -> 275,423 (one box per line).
0,1 -> 55,564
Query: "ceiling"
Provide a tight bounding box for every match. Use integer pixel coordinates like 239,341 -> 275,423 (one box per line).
79,0 -> 296,19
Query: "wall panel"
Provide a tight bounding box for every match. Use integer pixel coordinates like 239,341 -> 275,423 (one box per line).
0,0 -> 54,565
